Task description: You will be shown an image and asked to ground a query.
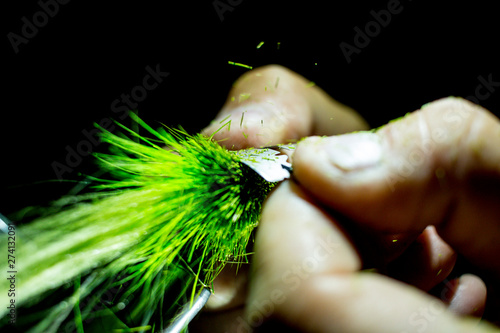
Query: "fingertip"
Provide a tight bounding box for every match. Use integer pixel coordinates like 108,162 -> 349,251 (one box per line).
387,226 -> 457,291
447,274 -> 487,318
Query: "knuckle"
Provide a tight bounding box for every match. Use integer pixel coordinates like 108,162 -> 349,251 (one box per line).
422,96 -> 487,125
420,97 -> 499,177
420,97 -> 489,140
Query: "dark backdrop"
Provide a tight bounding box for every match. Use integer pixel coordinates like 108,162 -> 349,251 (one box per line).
2,0 -> 499,214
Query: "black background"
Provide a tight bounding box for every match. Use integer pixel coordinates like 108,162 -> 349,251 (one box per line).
2,0 -> 499,214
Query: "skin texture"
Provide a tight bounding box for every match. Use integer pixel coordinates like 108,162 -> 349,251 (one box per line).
192,65 -> 500,332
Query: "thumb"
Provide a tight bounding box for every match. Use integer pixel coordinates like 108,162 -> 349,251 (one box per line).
293,97 -> 500,275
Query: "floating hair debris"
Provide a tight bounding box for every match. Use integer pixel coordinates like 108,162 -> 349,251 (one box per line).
275,77 -> 280,89
219,114 -> 231,124
239,93 -> 251,103
228,61 -> 253,69
240,111 -> 246,128
216,137 -> 230,143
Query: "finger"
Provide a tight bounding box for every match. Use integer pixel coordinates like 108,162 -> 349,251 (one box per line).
247,180 -> 498,333
387,226 -> 457,292
202,65 -> 368,149
293,97 -> 500,275
442,274 -> 487,318
277,274 -> 495,333
246,180 -> 361,330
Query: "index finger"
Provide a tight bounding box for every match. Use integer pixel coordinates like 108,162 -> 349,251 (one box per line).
202,65 -> 368,149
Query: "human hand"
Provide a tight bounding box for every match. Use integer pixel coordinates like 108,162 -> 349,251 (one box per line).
248,95 -> 500,332
193,65 -> 500,332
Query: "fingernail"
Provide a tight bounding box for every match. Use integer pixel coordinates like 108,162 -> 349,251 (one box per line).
313,132 -> 382,171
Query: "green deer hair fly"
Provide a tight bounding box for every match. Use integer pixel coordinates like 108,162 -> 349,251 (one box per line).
0,113 -> 291,332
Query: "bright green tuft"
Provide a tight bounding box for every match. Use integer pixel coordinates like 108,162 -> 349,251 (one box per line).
0,114 -> 277,332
